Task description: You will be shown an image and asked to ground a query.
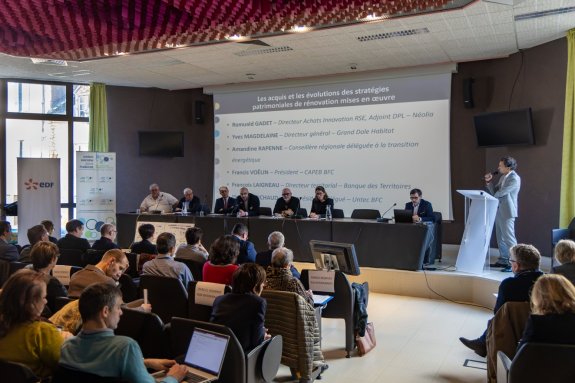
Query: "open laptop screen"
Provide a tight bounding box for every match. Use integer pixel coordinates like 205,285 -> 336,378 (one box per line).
394,209 -> 413,223
184,328 -> 229,376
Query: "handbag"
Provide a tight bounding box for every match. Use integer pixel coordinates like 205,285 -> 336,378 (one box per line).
356,322 -> 376,356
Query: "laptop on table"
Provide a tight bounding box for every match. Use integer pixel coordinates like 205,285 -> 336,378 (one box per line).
394,209 -> 414,223
154,328 -> 229,383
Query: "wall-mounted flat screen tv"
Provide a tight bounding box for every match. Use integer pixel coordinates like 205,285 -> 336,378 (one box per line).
139,131 -> 184,157
474,108 -> 534,147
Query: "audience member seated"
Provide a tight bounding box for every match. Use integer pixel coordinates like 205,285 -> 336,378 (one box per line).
140,183 -> 178,214
19,224 -> 49,263
203,235 -> 239,285
256,231 -> 300,278
273,187 -> 300,217
309,186 -> 334,219
210,263 -> 270,352
130,223 -> 158,255
57,219 -> 91,253
264,247 -> 314,307
175,227 -> 209,262
460,243 -> 543,357
30,242 -> 67,316
519,274 -> 575,347
68,249 -> 129,297
59,283 -> 187,383
0,220 -> 18,262
175,187 -> 202,214
91,223 -> 120,251
0,270 -> 70,378
142,232 -> 193,288
231,223 -> 256,264
41,219 -> 59,244
236,187 -> 260,217
551,239 -> 575,285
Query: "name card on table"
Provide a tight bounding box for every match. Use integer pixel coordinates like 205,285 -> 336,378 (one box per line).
53,265 -> 72,286
195,282 -> 226,306
308,270 -> 335,293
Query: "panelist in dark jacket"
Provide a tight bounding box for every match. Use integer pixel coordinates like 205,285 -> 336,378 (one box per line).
211,263 -> 269,352
309,186 -> 334,218
405,188 -> 434,223
236,187 -> 260,217
175,188 -> 202,214
519,274 -> 575,347
273,188 -> 300,217
214,186 -> 237,215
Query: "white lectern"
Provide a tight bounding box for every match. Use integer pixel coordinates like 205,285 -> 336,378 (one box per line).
455,190 -> 498,274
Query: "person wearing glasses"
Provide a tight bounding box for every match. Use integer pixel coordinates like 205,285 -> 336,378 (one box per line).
214,185 -> 237,215
91,223 -> 120,251
139,183 -> 178,214
309,186 -> 334,218
236,187 -> 260,217
405,188 -> 434,223
273,188 -> 300,217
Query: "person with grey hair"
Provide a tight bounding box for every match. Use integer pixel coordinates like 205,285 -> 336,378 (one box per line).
264,247 -> 313,307
139,183 -> 178,213
256,231 -> 300,278
142,232 -> 193,288
175,187 -> 202,214
91,223 -> 120,251
552,239 -> 575,285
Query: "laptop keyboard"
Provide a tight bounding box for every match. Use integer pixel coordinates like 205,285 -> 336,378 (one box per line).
186,371 -> 208,383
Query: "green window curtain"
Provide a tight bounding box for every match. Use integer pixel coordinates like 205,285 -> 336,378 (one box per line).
88,82 -> 109,152
560,29 -> 575,227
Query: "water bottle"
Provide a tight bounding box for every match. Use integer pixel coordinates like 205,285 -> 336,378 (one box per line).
326,205 -> 332,221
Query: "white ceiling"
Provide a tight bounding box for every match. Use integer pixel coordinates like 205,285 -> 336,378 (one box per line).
0,0 -> 573,90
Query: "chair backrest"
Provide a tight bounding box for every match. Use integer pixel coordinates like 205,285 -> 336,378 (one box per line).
296,208 -> 307,217
0,359 -> 39,383
332,208 -> 344,218
508,343 -> 575,383
175,258 -> 205,281
187,281 -> 231,322
0,260 -> 10,287
52,365 -> 131,383
82,249 -> 106,266
170,317 -> 246,383
350,209 -> 381,219
259,207 -> 272,216
139,275 -> 188,323
301,269 -> 354,318
115,306 -> 168,358
137,253 -> 157,274
8,261 -> 29,276
53,296 -> 78,313
124,252 -> 139,278
57,248 -> 85,267
118,273 -> 139,303
52,265 -> 82,287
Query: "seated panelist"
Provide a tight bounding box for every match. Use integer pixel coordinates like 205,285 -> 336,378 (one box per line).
309,186 -> 334,219
175,187 -> 202,214
139,183 -> 178,214
214,186 -> 237,215
236,187 -> 260,217
273,188 -> 300,217
405,188 -> 434,223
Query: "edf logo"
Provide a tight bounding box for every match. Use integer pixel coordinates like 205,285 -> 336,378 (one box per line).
25,178 -> 54,190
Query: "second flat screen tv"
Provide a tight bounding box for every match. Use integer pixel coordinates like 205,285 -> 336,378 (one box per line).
474,108 -> 534,147
139,131 -> 184,157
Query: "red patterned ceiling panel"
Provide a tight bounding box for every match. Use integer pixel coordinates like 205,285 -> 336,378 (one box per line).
0,0 -> 467,61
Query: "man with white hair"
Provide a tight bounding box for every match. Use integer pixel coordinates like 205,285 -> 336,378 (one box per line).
264,247 -> 313,307
139,183 -> 178,213
256,231 -> 300,278
175,187 -> 202,214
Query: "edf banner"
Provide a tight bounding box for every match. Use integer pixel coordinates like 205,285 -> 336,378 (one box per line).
17,158 -> 61,245
76,152 -> 116,241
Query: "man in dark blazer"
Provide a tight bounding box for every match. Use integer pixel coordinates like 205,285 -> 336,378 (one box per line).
57,219 -> 91,252
214,185 -> 237,215
175,187 -> 202,214
232,223 -> 256,264
273,188 -> 300,217
0,221 -> 19,262
236,187 -> 260,217
405,188 -> 434,223
459,243 -> 543,357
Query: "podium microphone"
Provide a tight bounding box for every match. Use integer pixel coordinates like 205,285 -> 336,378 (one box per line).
381,202 -> 397,218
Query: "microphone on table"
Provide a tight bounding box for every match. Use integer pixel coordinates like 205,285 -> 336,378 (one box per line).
292,197 -> 301,217
381,202 -> 397,218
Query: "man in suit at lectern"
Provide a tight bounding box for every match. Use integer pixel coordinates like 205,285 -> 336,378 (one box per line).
485,156 -> 521,272
405,188 -> 434,223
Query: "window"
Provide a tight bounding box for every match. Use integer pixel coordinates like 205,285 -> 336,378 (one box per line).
2,81 -> 90,231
